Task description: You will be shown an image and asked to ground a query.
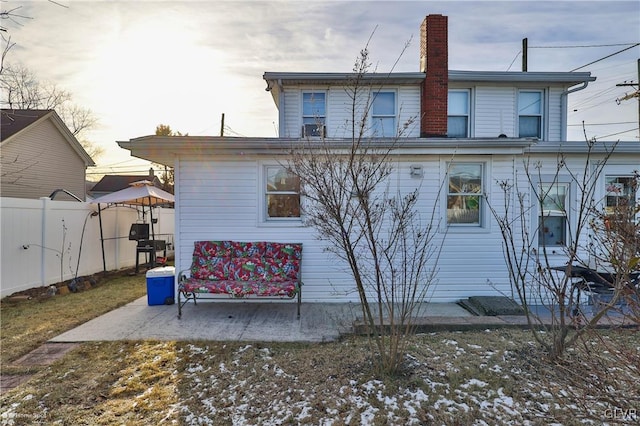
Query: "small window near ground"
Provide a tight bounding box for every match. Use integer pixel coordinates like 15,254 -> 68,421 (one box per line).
538,183 -> 568,247
265,166 -> 301,220
447,163 -> 483,225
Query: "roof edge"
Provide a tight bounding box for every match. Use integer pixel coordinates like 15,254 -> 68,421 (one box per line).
263,70 -> 595,85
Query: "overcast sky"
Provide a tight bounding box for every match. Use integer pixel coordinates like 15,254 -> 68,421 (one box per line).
4,0 -> 639,177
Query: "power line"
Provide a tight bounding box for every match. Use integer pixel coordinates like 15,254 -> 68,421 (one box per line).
570,43 -> 640,72
223,125 -> 246,137
530,43 -> 639,49
595,128 -> 639,139
505,50 -> 521,71
568,121 -> 637,127
92,158 -> 141,168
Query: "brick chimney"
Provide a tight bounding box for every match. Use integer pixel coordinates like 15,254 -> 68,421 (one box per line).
420,14 -> 448,138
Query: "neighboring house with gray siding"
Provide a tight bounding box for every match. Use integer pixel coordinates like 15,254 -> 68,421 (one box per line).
1,109 -> 95,201
117,14 -> 639,303
89,171 -> 163,199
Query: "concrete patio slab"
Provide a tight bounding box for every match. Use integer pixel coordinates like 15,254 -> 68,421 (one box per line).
49,297 -> 473,343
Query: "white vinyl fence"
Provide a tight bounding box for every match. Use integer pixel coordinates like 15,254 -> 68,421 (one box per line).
0,197 -> 174,298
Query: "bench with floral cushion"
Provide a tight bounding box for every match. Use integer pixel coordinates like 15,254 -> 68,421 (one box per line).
177,241 -> 303,319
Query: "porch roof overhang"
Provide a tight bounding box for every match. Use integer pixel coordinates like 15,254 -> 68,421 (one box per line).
118,136 -> 640,166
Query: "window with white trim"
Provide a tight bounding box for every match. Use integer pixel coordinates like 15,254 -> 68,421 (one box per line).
265,166 -> 301,220
448,90 -> 470,138
518,90 -> 543,138
538,183 -> 569,247
302,92 -> 326,137
371,91 -> 396,137
447,163 -> 484,226
604,176 -> 637,246
605,176 -> 636,215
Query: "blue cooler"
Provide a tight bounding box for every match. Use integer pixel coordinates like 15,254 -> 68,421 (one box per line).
146,266 -> 175,306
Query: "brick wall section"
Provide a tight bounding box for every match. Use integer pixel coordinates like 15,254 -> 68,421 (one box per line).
420,14 -> 448,138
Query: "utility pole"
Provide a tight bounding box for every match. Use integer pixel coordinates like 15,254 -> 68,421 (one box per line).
220,113 -> 225,137
615,58 -> 639,140
522,38 -> 528,72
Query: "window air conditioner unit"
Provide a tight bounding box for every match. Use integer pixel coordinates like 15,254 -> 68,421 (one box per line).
302,124 -> 325,137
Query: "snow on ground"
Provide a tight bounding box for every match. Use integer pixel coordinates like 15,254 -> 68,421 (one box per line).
175,334 -> 553,425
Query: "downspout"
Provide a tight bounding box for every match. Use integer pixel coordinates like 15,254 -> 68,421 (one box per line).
561,81 -> 590,141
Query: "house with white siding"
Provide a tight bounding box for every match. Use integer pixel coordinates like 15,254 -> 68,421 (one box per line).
117,14 -> 639,303
1,109 -> 95,201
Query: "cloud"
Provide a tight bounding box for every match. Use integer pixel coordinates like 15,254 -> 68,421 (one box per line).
3,0 -> 638,170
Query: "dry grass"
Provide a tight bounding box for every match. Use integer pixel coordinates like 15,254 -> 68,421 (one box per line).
1,272 -> 146,371
1,274 -> 639,424
2,330 -> 639,424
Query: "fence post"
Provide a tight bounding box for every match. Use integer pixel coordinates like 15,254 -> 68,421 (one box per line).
39,197 -> 51,287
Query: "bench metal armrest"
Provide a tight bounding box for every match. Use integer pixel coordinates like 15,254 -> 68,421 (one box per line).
177,269 -> 191,283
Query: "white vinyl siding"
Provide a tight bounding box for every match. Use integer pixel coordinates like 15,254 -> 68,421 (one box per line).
176,157 -> 346,303
174,154 -> 515,302
473,86 -> 515,138
547,87 -> 563,141
282,85 -> 420,139
326,86 -> 366,138
397,86 -> 421,137
173,150 -> 639,304
282,90 -> 300,138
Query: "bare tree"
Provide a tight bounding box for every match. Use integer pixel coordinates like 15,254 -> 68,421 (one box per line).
286,43 -> 445,375
0,63 -> 102,159
1,2 -> 71,74
487,136 -> 638,360
487,138 -> 639,421
0,5 -> 30,74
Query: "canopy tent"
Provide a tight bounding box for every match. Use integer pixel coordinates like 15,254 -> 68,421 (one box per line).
91,180 -> 174,206
91,180 -> 174,273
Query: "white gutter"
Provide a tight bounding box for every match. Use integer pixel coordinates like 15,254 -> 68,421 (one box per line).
561,81 -> 591,140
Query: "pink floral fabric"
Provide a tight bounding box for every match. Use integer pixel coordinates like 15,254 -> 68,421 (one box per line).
180,279 -> 298,297
180,241 -> 302,297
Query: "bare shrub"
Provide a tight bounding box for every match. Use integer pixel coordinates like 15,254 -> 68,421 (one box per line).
286,43 -> 444,375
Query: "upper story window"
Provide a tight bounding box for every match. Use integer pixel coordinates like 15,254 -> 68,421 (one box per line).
448,90 -> 470,138
538,183 -> 568,247
371,91 -> 396,137
518,90 -> 543,138
447,163 -> 484,226
265,166 -> 301,220
302,92 -> 326,137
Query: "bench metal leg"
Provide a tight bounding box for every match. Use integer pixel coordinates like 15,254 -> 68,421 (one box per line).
177,291 -> 197,319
